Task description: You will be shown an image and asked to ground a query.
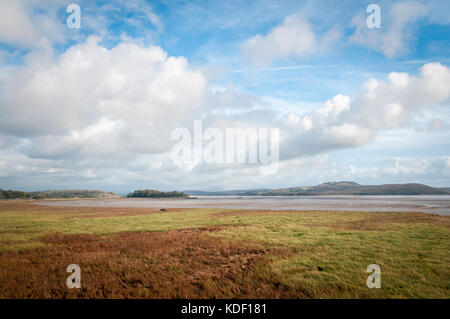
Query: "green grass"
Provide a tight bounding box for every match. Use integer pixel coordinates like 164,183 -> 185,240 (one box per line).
0,202 -> 449,298
0,208 -> 232,250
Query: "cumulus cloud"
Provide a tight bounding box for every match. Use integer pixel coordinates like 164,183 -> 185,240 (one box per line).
1,59 -> 449,190
279,63 -> 450,159
338,156 -> 450,185
380,157 -> 450,182
0,0 -> 163,49
0,0 -> 74,48
1,31 -> 449,190
0,36 -> 207,159
0,0 -> 449,191
242,14 -> 340,65
322,123 -> 372,147
349,1 -> 427,58
346,63 -> 450,129
0,0 -> 38,47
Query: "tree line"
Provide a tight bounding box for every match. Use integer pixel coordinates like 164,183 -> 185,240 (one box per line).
0,189 -> 31,199
0,189 -> 117,199
127,189 -> 188,198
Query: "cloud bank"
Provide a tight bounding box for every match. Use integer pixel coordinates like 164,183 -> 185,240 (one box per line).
0,0 -> 449,191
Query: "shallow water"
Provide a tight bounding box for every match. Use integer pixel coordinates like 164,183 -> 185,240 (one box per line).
36,195 -> 450,215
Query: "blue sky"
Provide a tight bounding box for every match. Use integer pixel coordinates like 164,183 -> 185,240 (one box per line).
0,0 -> 449,192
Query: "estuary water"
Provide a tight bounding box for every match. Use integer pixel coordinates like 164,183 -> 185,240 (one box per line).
35,195 -> 450,215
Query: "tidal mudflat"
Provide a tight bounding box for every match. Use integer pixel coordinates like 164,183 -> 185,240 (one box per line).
36,195 -> 450,215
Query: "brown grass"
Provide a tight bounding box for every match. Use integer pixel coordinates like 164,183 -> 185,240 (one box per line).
308,212 -> 450,231
0,200 -> 165,218
1,201 -> 448,298
0,200 -> 166,218
0,227 -> 297,299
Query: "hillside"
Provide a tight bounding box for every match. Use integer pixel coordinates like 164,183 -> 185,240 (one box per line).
185,182 -> 450,196
184,188 -> 270,196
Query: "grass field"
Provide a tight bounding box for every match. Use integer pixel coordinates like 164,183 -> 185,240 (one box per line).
0,200 -> 449,298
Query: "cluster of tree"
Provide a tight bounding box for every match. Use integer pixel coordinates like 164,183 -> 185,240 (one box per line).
30,190 -> 117,199
127,189 -> 188,198
0,189 -> 118,200
0,189 -> 32,199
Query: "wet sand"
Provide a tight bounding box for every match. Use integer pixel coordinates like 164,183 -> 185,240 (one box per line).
35,195 -> 450,215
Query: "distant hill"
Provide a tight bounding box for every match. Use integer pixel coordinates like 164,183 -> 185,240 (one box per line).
0,189 -> 119,200
2,182 -> 448,200
185,182 -> 450,196
184,188 -> 270,196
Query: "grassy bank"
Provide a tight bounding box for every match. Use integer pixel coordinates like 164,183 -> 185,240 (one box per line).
0,201 -> 448,298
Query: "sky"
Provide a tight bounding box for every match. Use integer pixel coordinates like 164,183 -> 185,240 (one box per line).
0,0 -> 449,193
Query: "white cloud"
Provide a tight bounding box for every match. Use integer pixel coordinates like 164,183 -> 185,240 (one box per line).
0,0 -> 39,47
380,157 -> 450,180
0,0 -> 163,49
314,94 -> 350,124
242,14 -> 340,65
281,112 -> 300,128
322,123 -> 372,147
0,0 -> 71,48
279,63 -> 450,159
1,36 -> 448,190
0,36 -> 207,158
0,0 -> 449,191
346,63 -> 450,130
1,60 -> 449,190
349,2 -> 427,58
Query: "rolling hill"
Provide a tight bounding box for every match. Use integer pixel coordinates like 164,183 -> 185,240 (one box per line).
185,182 -> 450,196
